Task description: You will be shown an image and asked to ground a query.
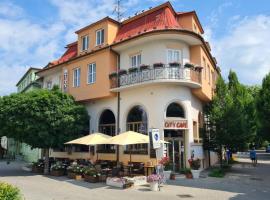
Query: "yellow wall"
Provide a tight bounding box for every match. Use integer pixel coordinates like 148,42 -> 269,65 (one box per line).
64,49 -> 117,101
178,14 -> 202,34
77,19 -> 119,55
190,45 -> 216,101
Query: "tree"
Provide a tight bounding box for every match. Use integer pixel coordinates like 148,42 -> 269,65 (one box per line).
203,71 -> 257,166
257,72 -> 270,141
0,87 -> 89,174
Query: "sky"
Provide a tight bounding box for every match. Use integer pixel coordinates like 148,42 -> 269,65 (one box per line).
0,0 -> 269,95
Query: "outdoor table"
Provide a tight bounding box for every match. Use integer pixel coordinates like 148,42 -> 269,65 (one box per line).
144,165 -> 155,176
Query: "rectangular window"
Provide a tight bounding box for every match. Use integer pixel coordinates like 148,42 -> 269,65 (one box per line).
207,65 -> 210,84
96,29 -> 104,46
46,81 -> 52,89
167,49 -> 181,64
203,57 -> 206,80
63,69 -> 68,92
88,63 -> 96,84
130,54 -> 141,68
81,35 -> 89,51
73,68 -> 81,87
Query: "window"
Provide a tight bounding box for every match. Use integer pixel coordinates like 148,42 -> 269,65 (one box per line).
167,49 -> 181,64
63,69 -> 68,92
73,68 -> 81,87
88,63 -> 96,84
130,54 -> 141,68
46,81 -> 52,89
203,57 -> 206,80
207,65 -> 210,84
96,29 -> 104,46
166,102 -> 185,118
81,35 -> 89,51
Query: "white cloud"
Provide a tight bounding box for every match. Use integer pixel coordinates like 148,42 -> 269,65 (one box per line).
0,1 -> 24,19
210,15 -> 270,85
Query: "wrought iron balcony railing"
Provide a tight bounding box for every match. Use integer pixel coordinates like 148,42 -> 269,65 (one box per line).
109,65 -> 202,89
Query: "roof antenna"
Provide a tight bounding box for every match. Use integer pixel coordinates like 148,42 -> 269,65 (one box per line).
113,0 -> 124,22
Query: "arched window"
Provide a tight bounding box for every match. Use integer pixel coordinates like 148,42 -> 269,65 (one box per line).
166,102 -> 185,118
126,105 -> 148,154
98,109 -> 116,153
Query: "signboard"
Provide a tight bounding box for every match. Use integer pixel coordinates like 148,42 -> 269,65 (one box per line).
164,119 -> 188,129
151,129 -> 161,149
1,136 -> 7,149
191,144 -> 204,159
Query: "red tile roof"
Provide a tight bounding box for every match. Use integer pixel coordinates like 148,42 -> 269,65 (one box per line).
114,6 -> 181,43
49,42 -> 77,66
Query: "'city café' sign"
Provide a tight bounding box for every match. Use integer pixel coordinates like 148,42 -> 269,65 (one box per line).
164,119 -> 188,129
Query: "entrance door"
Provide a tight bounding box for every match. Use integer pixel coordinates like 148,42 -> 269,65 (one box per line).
165,130 -> 185,172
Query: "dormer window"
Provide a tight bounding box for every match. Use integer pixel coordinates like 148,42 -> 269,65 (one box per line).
96,29 -> 104,46
81,35 -> 89,51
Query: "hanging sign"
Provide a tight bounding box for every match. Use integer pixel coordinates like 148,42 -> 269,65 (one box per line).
164,119 -> 188,129
151,129 -> 161,149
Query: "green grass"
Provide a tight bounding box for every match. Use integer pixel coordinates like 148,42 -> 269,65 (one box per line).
208,168 -> 225,178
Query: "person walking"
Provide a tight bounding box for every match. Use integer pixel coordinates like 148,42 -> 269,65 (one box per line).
250,147 -> 257,166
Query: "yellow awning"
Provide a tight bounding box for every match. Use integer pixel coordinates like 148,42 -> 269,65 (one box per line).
107,131 -> 149,145
64,133 -> 111,145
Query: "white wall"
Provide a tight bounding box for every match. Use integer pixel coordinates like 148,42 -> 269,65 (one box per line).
42,70 -> 62,89
119,39 -> 190,70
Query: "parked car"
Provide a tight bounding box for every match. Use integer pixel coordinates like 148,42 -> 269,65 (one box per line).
266,145 -> 270,153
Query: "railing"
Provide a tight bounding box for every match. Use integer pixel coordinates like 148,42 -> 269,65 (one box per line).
110,66 -> 202,89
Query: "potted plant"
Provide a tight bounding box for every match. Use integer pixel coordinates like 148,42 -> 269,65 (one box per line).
128,67 -> 139,73
153,62 -> 164,68
195,66 -> 203,72
181,168 -> 192,179
67,163 -> 85,180
109,71 -> 117,79
159,157 -> 172,180
32,160 -> 44,174
184,63 -> 195,69
147,174 -> 161,192
170,172 -> 176,180
188,158 -> 201,179
84,167 -> 100,183
139,64 -> 150,71
169,62 -> 181,67
50,162 -> 65,176
118,69 -> 127,76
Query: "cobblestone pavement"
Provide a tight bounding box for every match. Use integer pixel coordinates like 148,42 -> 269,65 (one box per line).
0,158 -> 269,200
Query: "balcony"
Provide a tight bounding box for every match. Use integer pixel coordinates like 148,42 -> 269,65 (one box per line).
109,65 -> 202,91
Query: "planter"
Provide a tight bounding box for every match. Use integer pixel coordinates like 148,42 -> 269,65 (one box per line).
109,72 -> 117,79
170,173 -> 176,180
84,175 -> 99,183
139,65 -> 150,70
163,170 -> 172,180
32,166 -> 43,174
128,67 -> 139,73
185,173 -> 193,179
118,69 -> 127,76
50,170 -> 64,177
153,63 -> 164,68
149,182 -> 159,191
67,172 -> 76,179
191,169 -> 201,179
184,63 -> 194,69
169,62 -> 181,67
99,174 -> 107,182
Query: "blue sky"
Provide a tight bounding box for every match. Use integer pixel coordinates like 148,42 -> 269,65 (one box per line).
0,0 -> 270,95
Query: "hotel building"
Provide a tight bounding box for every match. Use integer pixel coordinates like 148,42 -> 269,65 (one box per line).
36,2 -> 219,170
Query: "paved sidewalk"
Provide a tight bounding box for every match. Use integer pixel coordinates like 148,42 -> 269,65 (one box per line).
0,159 -> 269,200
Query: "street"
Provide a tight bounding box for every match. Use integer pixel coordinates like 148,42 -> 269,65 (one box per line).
0,154 -> 270,200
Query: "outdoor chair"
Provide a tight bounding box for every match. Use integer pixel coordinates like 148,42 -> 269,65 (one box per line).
128,162 -> 145,176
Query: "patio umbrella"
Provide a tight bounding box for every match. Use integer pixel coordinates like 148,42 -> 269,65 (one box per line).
65,133 -> 112,160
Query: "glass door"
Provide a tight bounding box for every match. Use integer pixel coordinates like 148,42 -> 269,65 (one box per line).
167,139 -> 184,172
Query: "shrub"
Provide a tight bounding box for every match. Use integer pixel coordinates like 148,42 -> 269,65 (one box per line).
180,168 -> 191,175
147,174 -> 161,183
84,167 -> 100,177
0,182 -> 22,200
50,162 -> 66,171
188,158 -> 201,170
159,157 -> 172,171
208,168 -> 225,178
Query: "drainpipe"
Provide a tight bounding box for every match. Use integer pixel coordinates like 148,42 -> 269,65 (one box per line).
111,48 -> 121,162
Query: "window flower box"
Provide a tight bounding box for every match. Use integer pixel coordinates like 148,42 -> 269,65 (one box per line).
195,66 -> 203,72
109,72 -> 117,79
184,63 -> 195,69
169,62 -> 181,67
118,69 -> 127,76
139,64 -> 150,70
153,62 -> 164,68
128,67 -> 139,73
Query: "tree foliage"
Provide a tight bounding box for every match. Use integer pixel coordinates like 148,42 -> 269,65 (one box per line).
203,70 -> 257,165
257,72 -> 270,140
0,88 -> 89,150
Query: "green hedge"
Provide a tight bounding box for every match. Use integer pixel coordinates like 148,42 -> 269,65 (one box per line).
0,182 -> 22,200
